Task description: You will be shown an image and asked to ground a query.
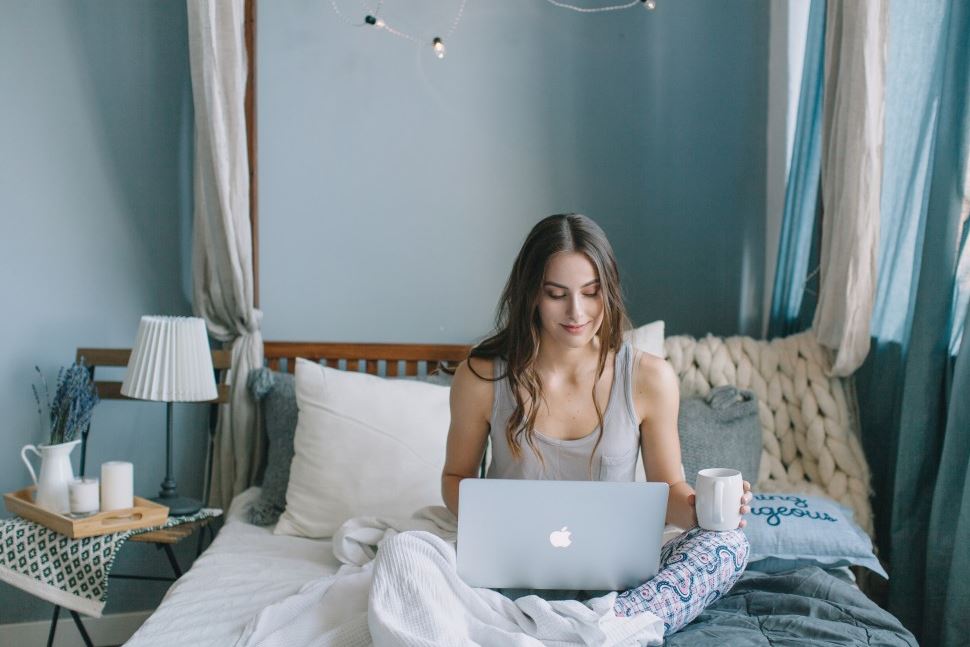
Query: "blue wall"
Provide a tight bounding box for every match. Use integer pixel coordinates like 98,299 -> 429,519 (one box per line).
0,1 -> 207,624
0,0 -> 769,627
259,0 -> 768,343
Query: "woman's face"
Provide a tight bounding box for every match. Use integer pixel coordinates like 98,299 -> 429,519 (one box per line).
536,251 -> 605,349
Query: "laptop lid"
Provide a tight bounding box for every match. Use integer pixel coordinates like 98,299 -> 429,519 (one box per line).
457,479 -> 669,591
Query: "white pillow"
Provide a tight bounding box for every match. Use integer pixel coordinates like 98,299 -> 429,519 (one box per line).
623,320 -> 665,481
274,358 -> 451,538
624,319 -> 665,358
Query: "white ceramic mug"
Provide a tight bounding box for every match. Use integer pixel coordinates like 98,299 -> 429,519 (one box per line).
695,468 -> 743,531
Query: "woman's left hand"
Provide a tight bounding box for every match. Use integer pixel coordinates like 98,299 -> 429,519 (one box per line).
738,480 -> 753,529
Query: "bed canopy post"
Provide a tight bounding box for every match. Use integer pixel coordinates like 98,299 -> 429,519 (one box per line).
245,0 -> 259,308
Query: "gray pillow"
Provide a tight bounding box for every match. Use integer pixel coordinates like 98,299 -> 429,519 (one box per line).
248,368 -> 298,526
678,385 -> 761,487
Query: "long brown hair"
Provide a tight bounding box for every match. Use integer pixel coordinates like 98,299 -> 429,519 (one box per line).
468,214 -> 631,469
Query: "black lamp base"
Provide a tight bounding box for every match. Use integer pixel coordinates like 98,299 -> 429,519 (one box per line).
155,401 -> 203,517
152,494 -> 202,517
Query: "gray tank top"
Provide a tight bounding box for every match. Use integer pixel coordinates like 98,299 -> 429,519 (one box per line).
485,342 -> 641,482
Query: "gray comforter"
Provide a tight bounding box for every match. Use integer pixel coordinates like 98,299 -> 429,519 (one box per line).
664,567 -> 917,646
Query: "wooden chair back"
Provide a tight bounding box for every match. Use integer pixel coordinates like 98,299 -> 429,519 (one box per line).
73,347 -> 232,480
75,348 -> 232,403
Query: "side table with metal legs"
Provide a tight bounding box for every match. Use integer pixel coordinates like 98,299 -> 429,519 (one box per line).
44,520 -> 215,647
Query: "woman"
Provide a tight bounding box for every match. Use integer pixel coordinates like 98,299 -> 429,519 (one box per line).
441,214 -> 753,635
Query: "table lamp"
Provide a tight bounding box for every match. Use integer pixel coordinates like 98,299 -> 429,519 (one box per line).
121,316 -> 217,515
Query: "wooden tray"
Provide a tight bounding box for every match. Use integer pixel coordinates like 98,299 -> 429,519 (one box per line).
3,487 -> 170,539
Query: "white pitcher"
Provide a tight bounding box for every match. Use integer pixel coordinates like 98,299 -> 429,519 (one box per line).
21,440 -> 80,513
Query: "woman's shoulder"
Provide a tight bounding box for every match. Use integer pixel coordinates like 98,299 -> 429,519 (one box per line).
450,356 -> 496,422
456,355 -> 496,381
451,356 -> 497,398
631,349 -> 679,420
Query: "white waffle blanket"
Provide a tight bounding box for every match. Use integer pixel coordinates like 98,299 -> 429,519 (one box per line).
234,507 -> 663,647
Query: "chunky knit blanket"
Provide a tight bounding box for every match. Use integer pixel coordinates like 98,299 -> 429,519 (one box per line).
664,332 -> 873,536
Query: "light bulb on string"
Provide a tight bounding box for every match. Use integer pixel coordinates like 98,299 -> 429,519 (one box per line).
338,0 -> 663,62
364,14 -> 386,29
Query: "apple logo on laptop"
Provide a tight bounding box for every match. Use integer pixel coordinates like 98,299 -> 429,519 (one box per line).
549,526 -> 572,548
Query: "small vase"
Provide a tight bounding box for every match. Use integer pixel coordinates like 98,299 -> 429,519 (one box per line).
20,439 -> 81,513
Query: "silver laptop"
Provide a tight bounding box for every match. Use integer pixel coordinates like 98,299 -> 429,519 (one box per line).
457,479 -> 669,590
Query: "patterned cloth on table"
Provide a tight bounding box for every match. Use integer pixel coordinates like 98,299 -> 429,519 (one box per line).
0,508 -> 222,617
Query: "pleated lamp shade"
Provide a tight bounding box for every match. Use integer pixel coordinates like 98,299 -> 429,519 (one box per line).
121,316 -> 217,402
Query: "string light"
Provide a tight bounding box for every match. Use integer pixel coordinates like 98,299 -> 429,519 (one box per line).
331,1 -> 657,58
543,0 -> 644,12
331,0 -> 467,58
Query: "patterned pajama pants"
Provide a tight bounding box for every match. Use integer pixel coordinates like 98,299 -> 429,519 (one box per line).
613,526 -> 750,635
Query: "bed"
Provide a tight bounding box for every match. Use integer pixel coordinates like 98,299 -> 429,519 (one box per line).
124,487 -> 340,645
124,339 -> 916,646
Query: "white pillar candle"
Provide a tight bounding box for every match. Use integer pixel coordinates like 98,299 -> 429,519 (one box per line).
100,461 -> 134,511
68,478 -> 100,514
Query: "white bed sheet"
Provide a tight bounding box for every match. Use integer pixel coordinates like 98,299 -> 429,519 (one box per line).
125,487 -> 340,647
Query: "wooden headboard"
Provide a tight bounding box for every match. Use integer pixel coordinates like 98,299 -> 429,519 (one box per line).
262,342 -> 472,377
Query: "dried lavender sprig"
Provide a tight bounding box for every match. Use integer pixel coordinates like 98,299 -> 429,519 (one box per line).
48,359 -> 99,445
32,366 -> 52,438
31,383 -> 43,417
50,364 -> 73,442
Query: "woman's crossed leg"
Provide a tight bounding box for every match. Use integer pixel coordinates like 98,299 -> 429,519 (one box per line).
613,527 -> 750,635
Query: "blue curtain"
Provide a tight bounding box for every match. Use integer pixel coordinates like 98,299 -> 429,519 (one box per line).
924,299 -> 970,645
948,217 -> 969,356
852,0 -> 970,643
770,0 -> 970,642
767,0 -> 825,338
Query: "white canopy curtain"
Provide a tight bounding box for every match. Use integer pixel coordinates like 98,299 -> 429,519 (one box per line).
187,0 -> 264,509
813,0 -> 888,376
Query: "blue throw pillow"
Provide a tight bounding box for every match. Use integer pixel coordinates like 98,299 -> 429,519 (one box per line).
743,493 -> 887,578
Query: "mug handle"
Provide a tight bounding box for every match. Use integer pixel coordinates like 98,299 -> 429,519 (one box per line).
20,445 -> 40,486
714,480 -> 724,525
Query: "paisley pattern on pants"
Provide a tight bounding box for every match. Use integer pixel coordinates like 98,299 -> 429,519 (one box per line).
613,526 -> 750,635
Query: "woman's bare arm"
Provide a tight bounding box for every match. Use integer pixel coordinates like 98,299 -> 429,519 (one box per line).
441,358 -> 493,516
635,352 -> 698,528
